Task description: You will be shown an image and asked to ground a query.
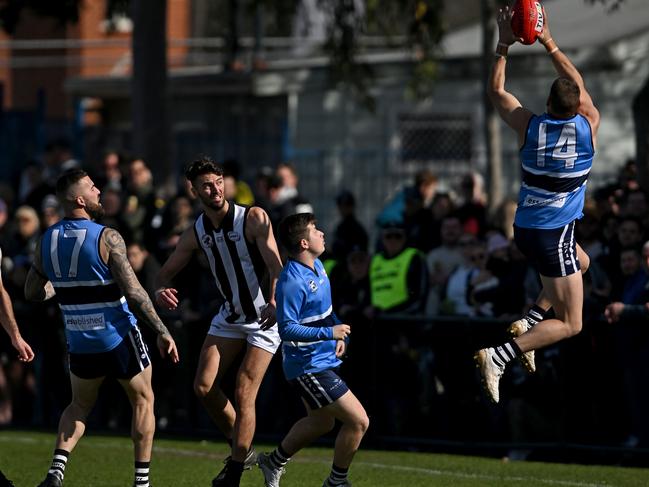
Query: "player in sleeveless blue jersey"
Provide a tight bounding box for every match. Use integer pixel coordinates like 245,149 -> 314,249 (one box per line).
25,169 -> 179,487
475,6 -> 601,403
257,213 -> 369,487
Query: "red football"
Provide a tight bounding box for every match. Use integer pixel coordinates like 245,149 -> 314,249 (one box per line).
511,0 -> 545,45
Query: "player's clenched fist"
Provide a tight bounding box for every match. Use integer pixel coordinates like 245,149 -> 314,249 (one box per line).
155,287 -> 179,310
332,324 -> 351,340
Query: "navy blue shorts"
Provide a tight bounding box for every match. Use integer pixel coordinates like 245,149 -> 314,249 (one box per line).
69,326 -> 151,380
514,221 -> 581,278
289,369 -> 349,410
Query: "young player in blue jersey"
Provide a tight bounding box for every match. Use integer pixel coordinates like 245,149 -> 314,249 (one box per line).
476,5 -> 600,403
25,169 -> 179,487
258,213 -> 369,487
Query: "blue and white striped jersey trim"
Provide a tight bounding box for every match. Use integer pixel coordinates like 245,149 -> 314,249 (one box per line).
299,305 -> 333,324
59,296 -> 127,312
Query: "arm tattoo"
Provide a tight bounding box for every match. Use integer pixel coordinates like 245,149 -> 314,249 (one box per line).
104,229 -> 170,336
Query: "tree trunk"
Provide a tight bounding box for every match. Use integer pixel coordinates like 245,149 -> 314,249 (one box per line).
481,0 -> 503,215
131,0 -> 172,194
632,76 -> 649,191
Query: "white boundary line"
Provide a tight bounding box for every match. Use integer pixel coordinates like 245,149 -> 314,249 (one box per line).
0,435 -> 614,487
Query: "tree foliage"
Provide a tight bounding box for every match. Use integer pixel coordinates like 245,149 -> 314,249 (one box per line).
320,0 -> 445,109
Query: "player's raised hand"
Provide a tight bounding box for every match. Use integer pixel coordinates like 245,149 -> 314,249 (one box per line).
157,333 -> 180,363
497,5 -> 523,46
537,6 -> 552,45
332,324 -> 351,340
12,335 -> 34,362
259,302 -> 277,331
155,287 -> 179,310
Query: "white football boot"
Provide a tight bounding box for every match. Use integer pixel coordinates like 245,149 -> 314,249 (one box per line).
257,452 -> 286,487
508,318 -> 536,373
475,347 -> 505,403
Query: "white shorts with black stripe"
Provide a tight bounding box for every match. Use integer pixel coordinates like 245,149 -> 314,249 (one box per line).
208,307 -> 281,354
69,325 -> 151,380
289,369 -> 349,410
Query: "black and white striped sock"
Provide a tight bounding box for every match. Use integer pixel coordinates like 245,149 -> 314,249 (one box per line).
269,444 -> 291,469
325,464 -> 349,486
134,461 -> 150,487
491,341 -> 522,368
48,449 -> 69,481
525,305 -> 546,326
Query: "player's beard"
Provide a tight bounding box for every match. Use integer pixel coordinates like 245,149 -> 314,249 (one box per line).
199,192 -> 225,211
86,201 -> 105,220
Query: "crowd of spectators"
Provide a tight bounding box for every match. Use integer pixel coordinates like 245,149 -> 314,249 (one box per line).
1,143 -> 648,453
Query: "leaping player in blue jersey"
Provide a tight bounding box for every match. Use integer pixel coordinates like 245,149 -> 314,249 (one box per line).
257,213 -> 369,487
25,169 -> 179,487
475,5 -> 600,403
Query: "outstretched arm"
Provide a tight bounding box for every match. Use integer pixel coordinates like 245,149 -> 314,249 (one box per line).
154,227 -> 197,310
487,5 -> 533,146
537,7 -> 600,139
103,228 -> 179,363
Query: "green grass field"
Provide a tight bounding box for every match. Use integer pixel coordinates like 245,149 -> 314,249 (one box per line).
0,431 -> 646,487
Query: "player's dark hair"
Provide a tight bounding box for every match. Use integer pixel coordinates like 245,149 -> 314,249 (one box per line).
184,156 -> 223,183
278,213 -> 316,255
56,168 -> 88,201
548,77 -> 580,117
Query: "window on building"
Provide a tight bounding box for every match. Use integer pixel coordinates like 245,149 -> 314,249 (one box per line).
399,113 -> 472,163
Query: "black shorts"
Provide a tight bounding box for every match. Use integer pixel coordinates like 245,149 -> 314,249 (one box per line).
69,326 -> 151,380
514,221 -> 581,278
289,369 -> 349,410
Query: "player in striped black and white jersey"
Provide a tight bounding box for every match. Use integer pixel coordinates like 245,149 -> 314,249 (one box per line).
475,6 -> 600,403
154,157 -> 283,487
25,169 -> 179,487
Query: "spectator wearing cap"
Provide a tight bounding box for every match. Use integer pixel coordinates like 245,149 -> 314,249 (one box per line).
369,222 -> 428,315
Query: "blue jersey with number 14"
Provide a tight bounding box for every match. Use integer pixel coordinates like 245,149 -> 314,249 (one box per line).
515,113 -> 594,229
